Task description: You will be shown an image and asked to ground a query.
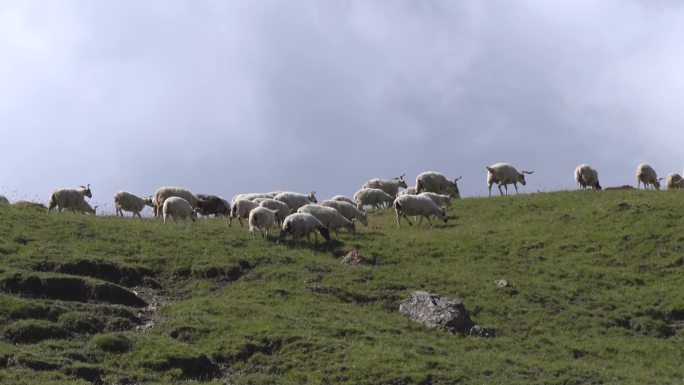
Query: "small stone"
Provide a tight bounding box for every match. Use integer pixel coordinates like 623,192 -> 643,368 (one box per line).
495,279 -> 509,288
342,249 -> 366,266
469,325 -> 496,337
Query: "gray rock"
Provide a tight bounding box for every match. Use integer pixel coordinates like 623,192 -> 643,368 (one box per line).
399,290 -> 473,334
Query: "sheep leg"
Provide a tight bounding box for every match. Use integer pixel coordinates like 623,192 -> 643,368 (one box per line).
424,215 -> 434,228
403,214 -> 414,226
513,183 -> 519,194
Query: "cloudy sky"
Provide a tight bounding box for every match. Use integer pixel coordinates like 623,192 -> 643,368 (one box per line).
1,1 -> 683,213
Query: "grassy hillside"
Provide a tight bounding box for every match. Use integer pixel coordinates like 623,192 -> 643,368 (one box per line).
0,190 -> 682,384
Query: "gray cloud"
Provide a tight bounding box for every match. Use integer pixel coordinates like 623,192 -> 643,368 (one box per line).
1,1 -> 683,212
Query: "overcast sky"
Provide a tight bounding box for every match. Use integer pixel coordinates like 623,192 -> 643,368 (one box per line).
1,1 -> 683,213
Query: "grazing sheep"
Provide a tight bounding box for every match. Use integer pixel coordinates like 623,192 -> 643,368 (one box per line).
114,191 -> 154,218
230,199 -> 259,227
394,194 -> 448,228
248,207 -> 280,238
398,187 -> 417,196
273,191 -> 318,212
259,199 -> 291,225
162,196 -> 197,224
362,174 -> 408,197
417,192 -> 452,207
196,194 -> 231,217
320,200 -> 368,226
153,187 -> 198,217
666,172 -> 684,189
486,163 -> 534,197
231,192 -> 277,204
0,196 -> 8,205
636,163 -> 662,190
415,172 -> 462,199
13,200 -> 47,209
47,184 -> 92,213
77,199 -> 98,215
297,204 -> 356,236
354,188 -> 395,211
574,164 -> 602,190
277,213 -> 331,245
330,195 -> 356,205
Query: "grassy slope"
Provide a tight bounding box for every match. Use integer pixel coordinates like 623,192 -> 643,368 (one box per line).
0,190 -> 682,384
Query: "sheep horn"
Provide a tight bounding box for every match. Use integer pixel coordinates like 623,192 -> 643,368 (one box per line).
454,176 -> 463,182
522,170 -> 534,175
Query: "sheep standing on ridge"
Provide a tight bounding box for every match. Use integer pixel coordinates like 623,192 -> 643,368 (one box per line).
277,213 -> 331,245
398,187 -> 417,196
486,163 -> 533,197
248,207 -> 280,238
153,187 -> 198,217
273,191 -> 317,212
415,172 -> 462,199
361,174 -> 408,197
574,164 -> 602,190
393,194 -> 448,228
230,199 -> 259,227
259,199 -> 291,225
320,200 -> 368,226
636,163 -> 662,190
417,192 -> 452,207
196,194 -> 231,217
47,184 -> 92,213
231,192 -> 277,205
297,204 -> 356,237
666,172 -> 684,189
114,191 -> 154,218
330,195 -> 356,205
354,188 -> 394,211
162,197 -> 197,224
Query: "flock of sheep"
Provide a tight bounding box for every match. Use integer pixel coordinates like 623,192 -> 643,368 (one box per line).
9,162 -> 680,245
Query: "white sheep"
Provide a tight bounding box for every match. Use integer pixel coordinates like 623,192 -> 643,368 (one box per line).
361,174 -> 408,197
153,187 -> 198,217
415,172 -> 462,199
417,192 -> 452,207
258,199 -> 291,225
47,184 -> 92,214
77,199 -> 98,215
398,187 -> 417,196
319,200 -> 368,226
114,191 -> 154,218
277,213 -> 331,245
666,172 -> 684,189
297,204 -> 356,236
574,164 -> 602,190
329,195 -> 356,205
273,191 -> 318,212
230,198 -> 259,227
353,188 -> 395,211
486,163 -> 534,197
393,194 -> 448,228
248,207 -> 280,238
636,163 -> 662,190
162,196 -> 198,224
231,192 -> 277,205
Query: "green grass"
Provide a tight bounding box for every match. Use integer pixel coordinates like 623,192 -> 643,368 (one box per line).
0,190 -> 682,384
